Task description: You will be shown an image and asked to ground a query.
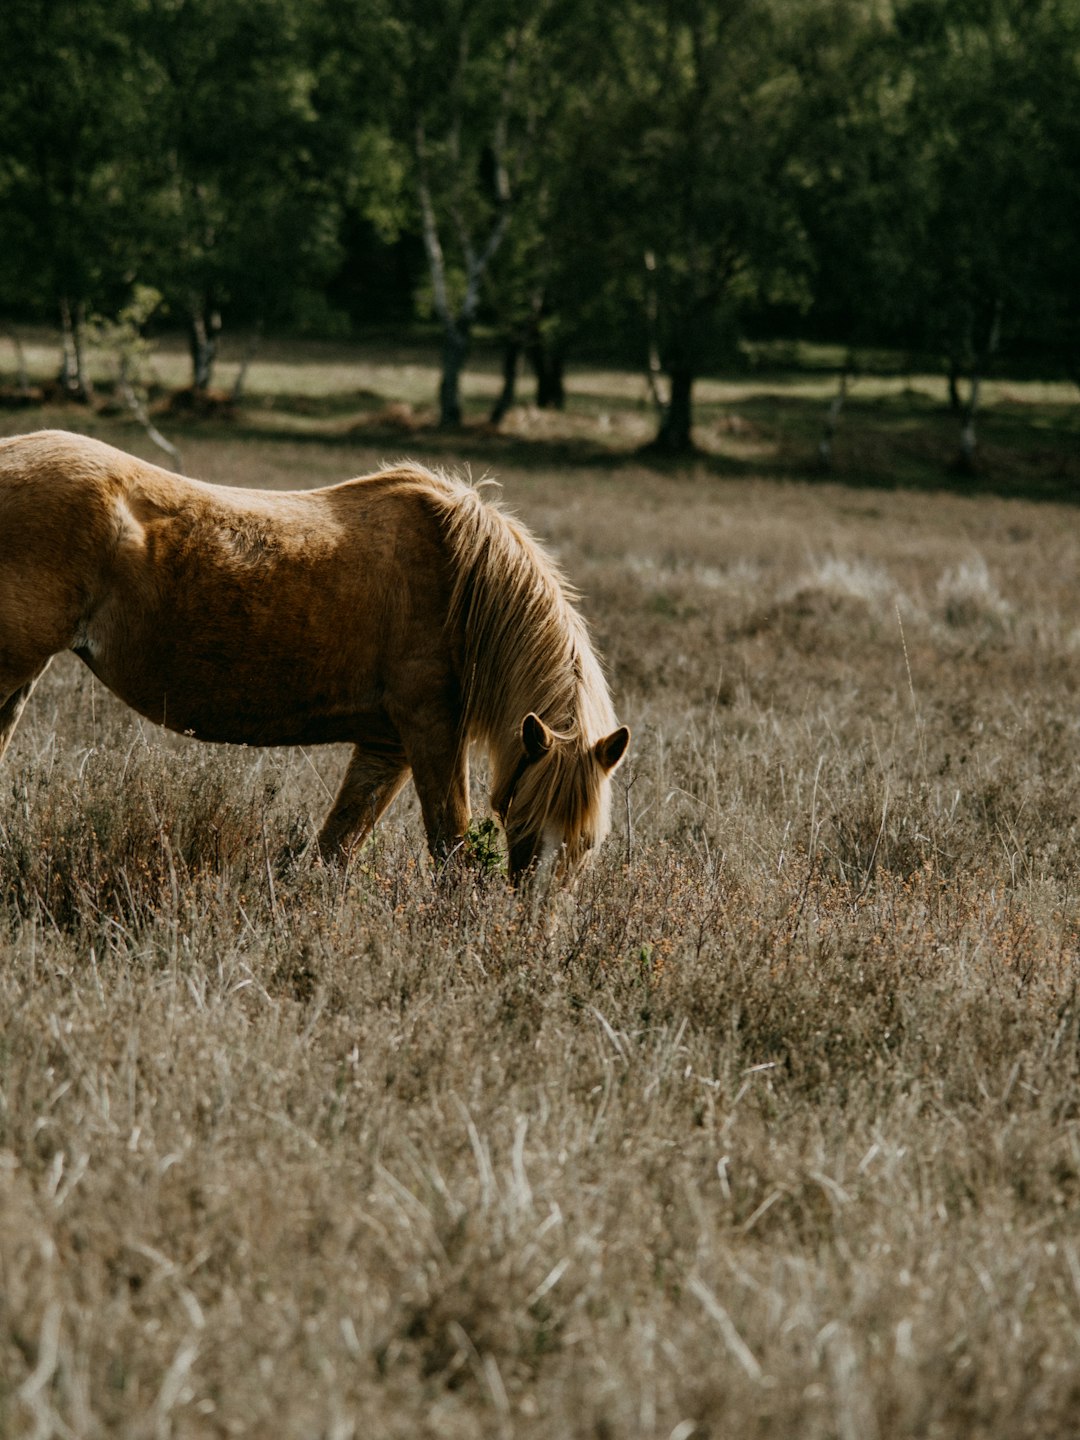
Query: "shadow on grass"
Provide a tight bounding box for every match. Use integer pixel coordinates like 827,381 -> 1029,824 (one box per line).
7,383 -> 1079,506
238,392 -> 1080,506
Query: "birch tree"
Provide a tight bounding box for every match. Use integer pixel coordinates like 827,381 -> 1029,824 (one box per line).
394,1 -> 547,428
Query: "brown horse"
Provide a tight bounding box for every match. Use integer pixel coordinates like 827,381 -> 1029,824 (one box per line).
0,431 -> 629,883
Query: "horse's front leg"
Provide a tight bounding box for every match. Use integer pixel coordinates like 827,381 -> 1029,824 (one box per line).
403,722 -> 471,868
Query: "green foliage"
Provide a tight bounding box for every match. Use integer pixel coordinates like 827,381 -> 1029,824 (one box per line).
0,0 -> 151,319
465,817 -> 507,875
803,0 -> 1080,375
137,0 -> 344,333
0,0 -> 1076,409
86,285 -> 165,382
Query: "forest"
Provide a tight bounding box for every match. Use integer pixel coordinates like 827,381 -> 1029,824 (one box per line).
1,0 -> 1078,452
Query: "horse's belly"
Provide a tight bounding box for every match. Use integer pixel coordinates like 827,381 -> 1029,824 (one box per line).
77,520 -> 440,747
79,627 -> 380,747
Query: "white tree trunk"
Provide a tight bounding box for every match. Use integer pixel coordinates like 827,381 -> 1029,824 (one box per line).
413,29 -> 519,429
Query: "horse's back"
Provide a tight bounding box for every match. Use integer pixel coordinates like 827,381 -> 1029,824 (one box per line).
0,428 -> 147,491
0,431 -> 462,746
0,430 -> 165,549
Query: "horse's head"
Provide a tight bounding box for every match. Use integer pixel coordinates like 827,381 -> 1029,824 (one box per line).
493,712 -> 630,886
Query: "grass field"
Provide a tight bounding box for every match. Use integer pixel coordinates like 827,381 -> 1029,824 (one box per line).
2,341 -> 1080,1437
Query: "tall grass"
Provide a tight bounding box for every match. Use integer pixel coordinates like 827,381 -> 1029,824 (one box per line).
3,409 -> 1080,1436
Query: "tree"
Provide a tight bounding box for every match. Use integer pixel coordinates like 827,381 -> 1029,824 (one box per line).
895,0 -> 1051,464
560,0 -> 821,451
791,0 -> 1080,469
835,0 -> 1080,466
481,3 -> 602,421
0,0 -> 152,397
1029,1 -> 1080,385
791,3 -> 922,464
88,286 -> 184,469
136,0 -> 343,393
483,156 -> 565,424
384,1 -> 555,428
308,4 -> 414,333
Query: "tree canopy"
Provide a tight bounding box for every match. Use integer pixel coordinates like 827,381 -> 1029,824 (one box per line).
0,0 -> 1076,441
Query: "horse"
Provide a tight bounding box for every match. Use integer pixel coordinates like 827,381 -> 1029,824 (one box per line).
0,430 -> 629,884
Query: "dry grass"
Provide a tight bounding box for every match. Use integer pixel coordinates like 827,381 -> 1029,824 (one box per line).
3,394 -> 1080,1438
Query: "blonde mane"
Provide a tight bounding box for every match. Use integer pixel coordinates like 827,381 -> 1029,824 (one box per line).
412,467 -> 620,848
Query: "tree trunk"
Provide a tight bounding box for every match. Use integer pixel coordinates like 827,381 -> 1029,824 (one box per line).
231,323 -> 263,404
537,352 -> 564,409
818,364 -> 851,469
58,297 -> 91,401
188,301 -> 221,394
652,366 -> 695,451
956,374 -> 981,474
2,325 -> 30,391
953,301 -> 1002,475
490,339 -> 520,425
58,296 -> 78,394
947,358 -> 962,413
528,337 -> 565,409
117,365 -> 184,473
414,61 -> 513,434
439,322 -> 469,429
642,250 -> 666,416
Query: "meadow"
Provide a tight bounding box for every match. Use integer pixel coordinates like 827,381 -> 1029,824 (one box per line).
2,335 -> 1080,1437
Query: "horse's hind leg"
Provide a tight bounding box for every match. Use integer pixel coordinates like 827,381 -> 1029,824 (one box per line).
0,661 -> 51,763
317,743 -> 411,861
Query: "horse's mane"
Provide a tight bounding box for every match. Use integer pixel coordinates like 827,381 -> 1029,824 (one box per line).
394,464 -> 617,759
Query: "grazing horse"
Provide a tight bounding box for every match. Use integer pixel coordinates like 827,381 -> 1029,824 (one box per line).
0,431 -> 629,883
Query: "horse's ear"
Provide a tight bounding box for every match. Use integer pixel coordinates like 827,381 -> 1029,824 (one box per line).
594,725 -> 630,773
522,712 -> 554,762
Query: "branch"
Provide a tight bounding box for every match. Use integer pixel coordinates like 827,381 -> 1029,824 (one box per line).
642,250 -> 669,415
458,25 -> 520,320
492,24 -> 519,210
414,119 -> 451,325
118,372 -> 184,473
462,207 -> 512,323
